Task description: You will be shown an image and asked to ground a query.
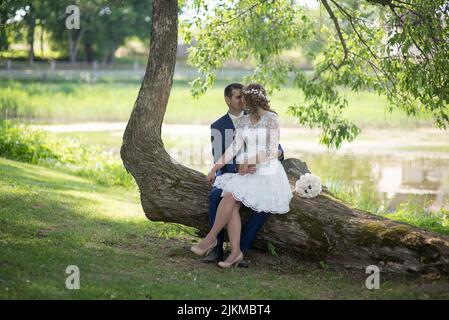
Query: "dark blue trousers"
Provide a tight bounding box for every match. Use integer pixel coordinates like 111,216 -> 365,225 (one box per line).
208,187 -> 269,253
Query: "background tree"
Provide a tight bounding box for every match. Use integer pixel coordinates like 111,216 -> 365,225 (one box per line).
1,0 -> 152,63
0,0 -> 54,62
0,1 -> 12,51
181,0 -> 449,148
91,0 -> 153,64
121,0 -> 449,276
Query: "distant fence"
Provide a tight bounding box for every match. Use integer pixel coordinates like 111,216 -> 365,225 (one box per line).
0,60 -> 143,71
0,60 -> 254,82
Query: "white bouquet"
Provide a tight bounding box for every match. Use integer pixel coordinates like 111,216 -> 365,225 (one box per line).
295,173 -> 322,198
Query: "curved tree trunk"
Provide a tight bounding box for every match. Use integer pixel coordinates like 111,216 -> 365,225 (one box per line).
121,0 -> 449,276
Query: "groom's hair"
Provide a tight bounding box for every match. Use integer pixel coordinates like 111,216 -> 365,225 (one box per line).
224,83 -> 243,99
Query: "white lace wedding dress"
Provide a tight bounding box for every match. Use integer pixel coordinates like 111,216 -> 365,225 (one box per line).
213,111 -> 293,214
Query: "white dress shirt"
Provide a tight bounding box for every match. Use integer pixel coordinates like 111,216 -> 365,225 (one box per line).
228,111 -> 245,164
228,110 -> 244,128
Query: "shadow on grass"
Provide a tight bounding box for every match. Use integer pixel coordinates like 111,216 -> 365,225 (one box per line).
0,161 -> 202,299
0,161 -> 136,204
2,158 -> 449,299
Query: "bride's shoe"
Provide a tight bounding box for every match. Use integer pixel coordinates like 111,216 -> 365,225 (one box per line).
190,239 -> 217,256
218,252 -> 243,269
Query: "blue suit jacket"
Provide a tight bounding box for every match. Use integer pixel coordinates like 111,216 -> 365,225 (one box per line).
211,112 -> 284,176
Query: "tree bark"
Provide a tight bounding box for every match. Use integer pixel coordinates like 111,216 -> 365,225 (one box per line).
27,17 -> 35,64
121,0 -> 449,276
84,41 -> 94,63
40,24 -> 44,59
105,45 -> 117,65
68,29 -> 83,64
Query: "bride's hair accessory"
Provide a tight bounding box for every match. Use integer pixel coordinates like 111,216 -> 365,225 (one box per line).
243,88 -> 266,99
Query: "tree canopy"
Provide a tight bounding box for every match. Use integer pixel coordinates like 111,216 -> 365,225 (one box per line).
0,0 -> 152,62
2,0 -> 448,147
180,0 -> 449,148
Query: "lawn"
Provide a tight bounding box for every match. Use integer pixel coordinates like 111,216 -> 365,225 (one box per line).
0,79 -> 436,128
1,157 -> 449,299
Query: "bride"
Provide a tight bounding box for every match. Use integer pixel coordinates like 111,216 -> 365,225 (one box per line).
191,83 -> 293,268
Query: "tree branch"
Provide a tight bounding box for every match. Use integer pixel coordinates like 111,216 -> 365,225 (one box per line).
313,0 -> 349,81
366,0 -> 393,6
329,0 -> 379,59
388,3 -> 430,63
395,0 -> 416,6
348,51 -> 383,82
220,0 -> 270,25
321,0 -> 348,69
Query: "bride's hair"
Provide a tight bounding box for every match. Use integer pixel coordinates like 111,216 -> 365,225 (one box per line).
242,83 -> 277,120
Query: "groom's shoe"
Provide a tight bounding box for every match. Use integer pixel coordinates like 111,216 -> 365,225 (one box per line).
237,259 -> 249,268
202,246 -> 224,263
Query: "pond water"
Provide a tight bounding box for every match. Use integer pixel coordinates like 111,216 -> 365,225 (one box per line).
295,152 -> 449,213
35,122 -> 449,213
161,125 -> 449,213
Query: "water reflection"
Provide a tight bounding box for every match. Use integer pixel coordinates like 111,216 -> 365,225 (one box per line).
42,123 -> 448,214
294,152 -> 449,213
165,142 -> 449,213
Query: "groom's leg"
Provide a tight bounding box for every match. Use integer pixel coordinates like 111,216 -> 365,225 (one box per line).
208,187 -> 225,247
240,209 -> 270,253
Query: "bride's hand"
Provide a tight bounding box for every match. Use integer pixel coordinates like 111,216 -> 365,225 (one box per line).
207,170 -> 216,185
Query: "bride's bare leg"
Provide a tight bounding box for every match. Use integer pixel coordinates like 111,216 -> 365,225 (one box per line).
224,202 -> 242,262
195,192 -> 237,250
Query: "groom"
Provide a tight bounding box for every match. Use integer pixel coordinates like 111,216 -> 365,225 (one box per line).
205,83 -> 284,266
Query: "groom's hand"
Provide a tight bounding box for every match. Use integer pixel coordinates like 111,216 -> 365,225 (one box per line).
238,164 -> 256,175
207,170 -> 216,185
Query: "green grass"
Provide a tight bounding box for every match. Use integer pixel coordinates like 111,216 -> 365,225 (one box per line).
0,120 -> 135,188
327,182 -> 449,236
53,131 -> 124,150
321,158 -> 449,236
382,201 -> 449,236
2,157 -> 449,299
0,79 -> 436,128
